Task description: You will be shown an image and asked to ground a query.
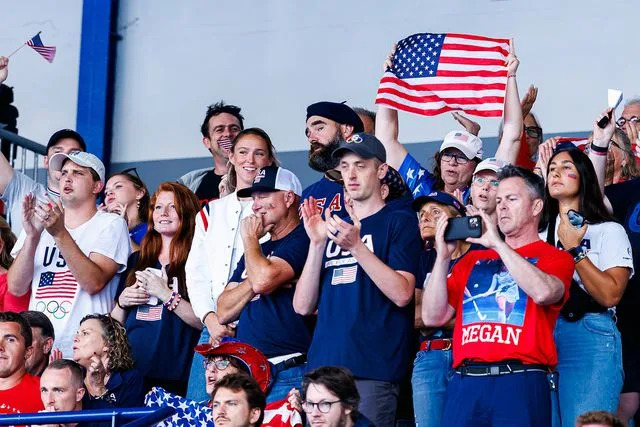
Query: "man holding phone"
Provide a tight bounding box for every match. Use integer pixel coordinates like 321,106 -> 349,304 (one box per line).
422,165 -> 574,426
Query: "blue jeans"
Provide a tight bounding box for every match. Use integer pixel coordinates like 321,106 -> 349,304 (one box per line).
443,370 -> 551,426
554,312 -> 624,427
186,327 -> 210,402
411,348 -> 453,427
266,363 -> 306,404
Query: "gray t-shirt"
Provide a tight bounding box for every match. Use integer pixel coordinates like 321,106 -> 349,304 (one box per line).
0,171 -> 59,236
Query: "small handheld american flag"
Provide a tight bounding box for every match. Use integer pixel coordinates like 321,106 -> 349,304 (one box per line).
26,33 -> 56,63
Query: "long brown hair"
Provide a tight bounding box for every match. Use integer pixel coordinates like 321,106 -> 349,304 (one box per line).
125,182 -> 200,301
0,217 -> 16,270
105,171 -> 150,225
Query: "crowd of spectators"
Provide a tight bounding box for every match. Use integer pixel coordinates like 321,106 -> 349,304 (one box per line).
0,39 -> 639,427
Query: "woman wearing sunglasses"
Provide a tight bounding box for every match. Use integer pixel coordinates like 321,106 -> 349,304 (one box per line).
103,168 -> 150,251
539,126 -> 633,426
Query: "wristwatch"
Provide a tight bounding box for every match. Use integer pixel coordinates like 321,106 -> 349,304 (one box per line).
567,245 -> 588,263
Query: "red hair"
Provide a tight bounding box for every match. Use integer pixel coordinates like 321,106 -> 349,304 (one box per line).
125,182 -> 200,301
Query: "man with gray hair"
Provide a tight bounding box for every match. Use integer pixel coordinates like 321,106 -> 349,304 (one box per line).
619,98 -> 640,156
422,165 -> 575,426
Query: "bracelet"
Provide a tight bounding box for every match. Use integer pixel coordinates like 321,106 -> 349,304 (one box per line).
165,291 -> 181,311
164,291 -> 176,307
574,252 -> 588,264
116,298 -> 124,309
590,143 -> 609,154
507,74 -> 516,78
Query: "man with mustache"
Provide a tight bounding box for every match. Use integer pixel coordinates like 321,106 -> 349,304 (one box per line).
179,101 -> 244,207
302,101 -> 364,218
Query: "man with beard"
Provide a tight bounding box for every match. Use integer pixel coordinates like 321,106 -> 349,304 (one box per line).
302,101 -> 364,218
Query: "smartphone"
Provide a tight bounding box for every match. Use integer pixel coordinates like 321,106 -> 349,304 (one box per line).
444,216 -> 482,242
567,209 -> 586,228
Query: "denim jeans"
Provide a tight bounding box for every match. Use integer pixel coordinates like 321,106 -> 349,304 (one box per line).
185,327 -> 210,402
266,363 -> 306,404
355,379 -> 399,427
411,348 -> 453,427
554,312 -> 624,427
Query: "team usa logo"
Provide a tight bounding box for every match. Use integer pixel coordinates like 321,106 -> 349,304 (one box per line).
254,169 -> 267,183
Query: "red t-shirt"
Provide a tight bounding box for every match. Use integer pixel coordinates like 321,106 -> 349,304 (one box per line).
0,373 -> 43,419
447,240 -> 574,368
0,273 -> 30,312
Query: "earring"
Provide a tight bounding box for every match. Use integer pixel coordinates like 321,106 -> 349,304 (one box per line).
136,199 -> 141,209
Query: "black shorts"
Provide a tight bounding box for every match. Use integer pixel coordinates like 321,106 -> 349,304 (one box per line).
619,310 -> 640,393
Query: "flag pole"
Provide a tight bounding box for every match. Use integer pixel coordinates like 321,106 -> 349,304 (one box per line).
7,31 -> 41,58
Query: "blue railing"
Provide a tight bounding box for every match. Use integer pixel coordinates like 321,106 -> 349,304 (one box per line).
0,406 -> 175,426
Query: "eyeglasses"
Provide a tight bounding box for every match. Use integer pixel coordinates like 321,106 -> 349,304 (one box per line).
524,126 -> 543,139
120,167 -> 141,180
203,358 -> 231,371
441,152 -> 470,165
616,116 -> 640,128
473,176 -> 499,188
302,400 -> 342,413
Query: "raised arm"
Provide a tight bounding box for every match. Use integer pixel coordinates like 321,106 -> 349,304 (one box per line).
495,41 -> 523,164
0,56 -> 16,195
589,108 -> 616,196
421,216 -> 457,326
293,198 -> 327,315
8,194 -> 44,296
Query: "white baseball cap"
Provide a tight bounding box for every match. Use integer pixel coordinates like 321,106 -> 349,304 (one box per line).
439,130 -> 483,160
474,157 -> 508,175
49,151 -> 106,183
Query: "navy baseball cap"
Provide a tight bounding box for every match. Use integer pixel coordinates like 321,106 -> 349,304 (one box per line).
46,129 -> 86,153
412,191 -> 466,216
332,132 -> 387,162
237,165 -> 302,198
306,101 -> 364,133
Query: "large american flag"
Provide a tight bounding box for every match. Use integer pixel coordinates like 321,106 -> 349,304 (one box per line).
376,33 -> 510,117
35,271 -> 78,299
26,33 -> 56,63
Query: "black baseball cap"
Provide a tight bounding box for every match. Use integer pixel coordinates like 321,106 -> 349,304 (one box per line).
412,191 -> 466,216
237,165 -> 302,198
46,129 -> 87,153
331,132 -> 386,162
306,101 -> 364,133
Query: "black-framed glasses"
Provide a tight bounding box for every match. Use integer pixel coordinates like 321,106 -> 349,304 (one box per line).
616,116 -> 640,128
203,358 -> 231,371
473,176 -> 499,188
524,126 -> 543,139
120,167 -> 141,180
302,400 -> 342,413
441,152 -> 470,165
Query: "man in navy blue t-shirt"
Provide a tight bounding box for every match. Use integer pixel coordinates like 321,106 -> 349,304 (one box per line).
217,165 -> 313,404
301,101 -> 364,218
294,132 -> 422,426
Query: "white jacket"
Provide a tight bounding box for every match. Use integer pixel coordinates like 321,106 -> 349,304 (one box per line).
185,191 -> 267,322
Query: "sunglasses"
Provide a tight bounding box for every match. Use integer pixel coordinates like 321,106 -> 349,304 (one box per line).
524,126 -> 543,139
616,116 -> 640,128
120,167 -> 141,181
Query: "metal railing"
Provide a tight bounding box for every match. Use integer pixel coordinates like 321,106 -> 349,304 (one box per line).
0,123 -> 47,183
0,406 -> 175,426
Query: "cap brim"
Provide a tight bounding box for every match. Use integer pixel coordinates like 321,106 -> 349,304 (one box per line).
48,153 -> 71,172
331,146 -> 375,160
473,164 -> 501,174
237,186 -> 280,198
411,196 -> 432,212
439,141 -> 478,160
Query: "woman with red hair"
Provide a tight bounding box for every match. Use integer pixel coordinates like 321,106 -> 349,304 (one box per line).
111,182 -> 202,396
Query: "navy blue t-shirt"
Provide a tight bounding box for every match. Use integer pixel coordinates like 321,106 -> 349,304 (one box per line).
230,224 -> 313,357
307,204 -> 422,382
116,253 -> 201,381
605,179 -> 640,331
301,176 -> 348,218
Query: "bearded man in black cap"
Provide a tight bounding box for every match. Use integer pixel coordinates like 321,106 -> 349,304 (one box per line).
302,101 -> 364,218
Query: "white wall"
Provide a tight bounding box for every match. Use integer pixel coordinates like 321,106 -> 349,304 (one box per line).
0,1 -> 83,144
111,0 -> 638,163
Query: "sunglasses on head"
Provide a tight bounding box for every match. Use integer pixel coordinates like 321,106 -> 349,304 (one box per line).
120,167 -> 141,180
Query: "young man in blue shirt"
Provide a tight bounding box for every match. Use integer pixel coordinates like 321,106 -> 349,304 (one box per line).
294,132 -> 422,426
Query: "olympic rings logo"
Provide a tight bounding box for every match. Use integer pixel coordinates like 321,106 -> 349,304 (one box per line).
35,300 -> 72,319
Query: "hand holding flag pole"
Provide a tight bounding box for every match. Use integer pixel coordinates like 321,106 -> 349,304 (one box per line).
7,31 -> 56,63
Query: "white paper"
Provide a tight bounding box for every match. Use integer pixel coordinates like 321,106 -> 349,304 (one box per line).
608,89 -> 623,110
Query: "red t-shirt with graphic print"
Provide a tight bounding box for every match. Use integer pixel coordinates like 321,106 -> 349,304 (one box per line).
447,240 -> 574,368
0,373 -> 44,422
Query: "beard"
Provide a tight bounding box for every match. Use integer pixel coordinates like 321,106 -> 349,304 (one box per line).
308,134 -> 341,172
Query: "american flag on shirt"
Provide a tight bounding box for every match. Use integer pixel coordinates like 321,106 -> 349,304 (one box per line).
26,33 -> 56,63
136,305 -> 163,321
35,271 -> 78,299
376,33 -> 510,117
331,265 -> 358,285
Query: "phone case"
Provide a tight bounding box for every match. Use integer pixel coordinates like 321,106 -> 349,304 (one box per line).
444,215 -> 482,242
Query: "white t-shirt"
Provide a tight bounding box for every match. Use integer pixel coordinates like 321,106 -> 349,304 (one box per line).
11,211 -> 131,357
541,218 -> 634,293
